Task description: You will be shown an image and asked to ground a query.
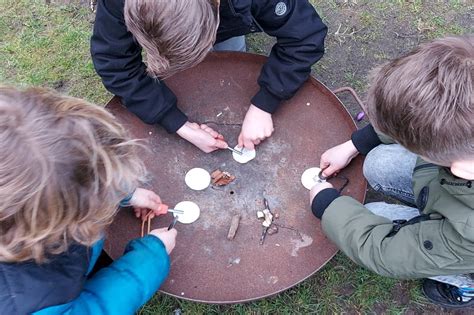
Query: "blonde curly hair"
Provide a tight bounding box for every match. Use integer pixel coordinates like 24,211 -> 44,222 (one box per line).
0,86 -> 145,263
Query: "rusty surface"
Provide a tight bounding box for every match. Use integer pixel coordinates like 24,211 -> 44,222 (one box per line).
332,86 -> 367,111
104,52 -> 366,303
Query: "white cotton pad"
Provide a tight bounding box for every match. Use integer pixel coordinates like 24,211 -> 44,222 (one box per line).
301,167 -> 323,190
232,146 -> 256,164
174,201 -> 200,224
185,168 -> 211,191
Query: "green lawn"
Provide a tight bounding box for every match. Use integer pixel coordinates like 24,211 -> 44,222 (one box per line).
1,0 -> 472,314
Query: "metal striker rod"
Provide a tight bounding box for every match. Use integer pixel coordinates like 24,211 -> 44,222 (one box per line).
168,216 -> 178,231
168,208 -> 184,214
227,146 -> 243,155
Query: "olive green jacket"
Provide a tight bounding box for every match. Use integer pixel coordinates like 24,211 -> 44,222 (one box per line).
314,125 -> 474,278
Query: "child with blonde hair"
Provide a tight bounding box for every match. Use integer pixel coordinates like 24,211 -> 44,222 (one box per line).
0,86 -> 176,314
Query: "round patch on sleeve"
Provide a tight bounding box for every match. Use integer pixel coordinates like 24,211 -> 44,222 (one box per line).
275,2 -> 287,16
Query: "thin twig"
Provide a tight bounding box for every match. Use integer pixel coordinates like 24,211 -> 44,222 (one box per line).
273,223 -> 304,241
147,214 -> 152,234
141,219 -> 146,237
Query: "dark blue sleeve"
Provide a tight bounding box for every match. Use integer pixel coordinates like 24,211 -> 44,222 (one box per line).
90,0 -> 188,133
251,0 -> 328,113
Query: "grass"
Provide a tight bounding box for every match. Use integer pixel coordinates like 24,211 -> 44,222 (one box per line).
1,0 -> 473,314
0,0 -> 110,104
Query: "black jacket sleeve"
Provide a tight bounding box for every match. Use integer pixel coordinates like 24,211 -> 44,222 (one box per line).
251,0 -> 327,113
90,0 -> 188,133
351,124 -> 383,155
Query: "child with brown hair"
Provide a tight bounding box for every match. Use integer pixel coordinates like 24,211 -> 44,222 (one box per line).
0,86 -> 177,314
309,36 -> 474,308
91,0 -> 327,153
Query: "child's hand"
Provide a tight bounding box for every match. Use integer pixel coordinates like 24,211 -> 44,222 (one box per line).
238,104 -> 274,150
150,228 -> 177,254
177,121 -> 228,153
320,140 -> 359,177
310,181 -> 334,205
130,188 -> 169,219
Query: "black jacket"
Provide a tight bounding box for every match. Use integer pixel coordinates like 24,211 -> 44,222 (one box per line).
91,0 -> 327,133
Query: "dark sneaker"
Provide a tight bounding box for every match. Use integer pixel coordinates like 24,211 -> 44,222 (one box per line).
422,279 -> 474,309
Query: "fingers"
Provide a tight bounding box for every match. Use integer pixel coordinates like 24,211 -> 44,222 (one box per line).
214,139 -> 228,150
309,181 -> 334,204
238,133 -> 244,148
322,164 -> 338,177
167,228 -> 178,238
243,138 -> 255,150
156,204 -> 169,215
319,157 -> 330,170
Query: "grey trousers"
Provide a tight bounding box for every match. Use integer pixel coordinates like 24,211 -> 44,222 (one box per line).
364,144 -> 474,290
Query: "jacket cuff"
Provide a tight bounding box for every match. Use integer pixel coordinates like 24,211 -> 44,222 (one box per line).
311,188 -> 340,219
157,106 -> 188,134
250,86 -> 282,114
351,124 -> 382,155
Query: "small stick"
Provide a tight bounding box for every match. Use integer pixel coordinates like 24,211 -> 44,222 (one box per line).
227,215 -> 241,240
141,218 -> 146,237
147,213 -> 152,234
274,223 -> 304,241
140,210 -> 153,237
259,227 -> 269,245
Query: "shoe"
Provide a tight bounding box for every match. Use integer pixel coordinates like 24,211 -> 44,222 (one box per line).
422,279 -> 474,309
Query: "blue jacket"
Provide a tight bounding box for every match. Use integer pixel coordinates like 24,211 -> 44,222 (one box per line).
0,235 -> 170,315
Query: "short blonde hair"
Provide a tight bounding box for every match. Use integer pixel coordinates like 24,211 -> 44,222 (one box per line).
366,36 -> 474,164
0,86 -> 145,263
124,0 -> 219,79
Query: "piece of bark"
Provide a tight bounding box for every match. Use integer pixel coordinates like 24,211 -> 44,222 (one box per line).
227,215 -> 241,240
211,169 -> 236,186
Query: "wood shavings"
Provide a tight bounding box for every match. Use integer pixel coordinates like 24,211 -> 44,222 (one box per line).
257,199 -> 275,245
267,225 -> 279,235
262,209 -> 273,227
227,215 -> 241,240
211,169 -> 236,186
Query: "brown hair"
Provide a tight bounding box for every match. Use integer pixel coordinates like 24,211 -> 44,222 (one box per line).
0,86 -> 145,263
366,36 -> 474,164
124,0 -> 219,79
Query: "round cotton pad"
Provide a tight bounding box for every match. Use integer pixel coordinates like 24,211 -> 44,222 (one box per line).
301,167 -> 323,190
232,146 -> 256,164
174,201 -> 200,224
185,168 -> 211,191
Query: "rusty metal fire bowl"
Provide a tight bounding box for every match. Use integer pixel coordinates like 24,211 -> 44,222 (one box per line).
104,52 -> 366,303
